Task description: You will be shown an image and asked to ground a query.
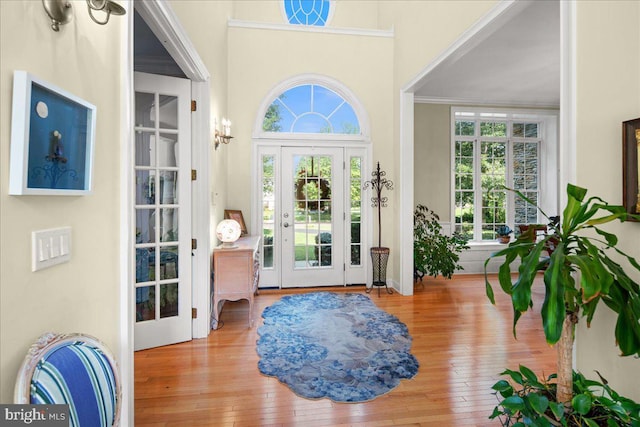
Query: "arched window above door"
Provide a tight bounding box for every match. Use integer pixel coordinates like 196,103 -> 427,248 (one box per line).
262,83 -> 361,135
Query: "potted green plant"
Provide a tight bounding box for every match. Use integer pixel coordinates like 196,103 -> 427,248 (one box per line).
485,184 -> 640,426
413,204 -> 469,281
497,225 -> 513,244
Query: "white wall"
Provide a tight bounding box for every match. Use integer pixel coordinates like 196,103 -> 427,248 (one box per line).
573,0 -> 640,400
0,1 -> 124,402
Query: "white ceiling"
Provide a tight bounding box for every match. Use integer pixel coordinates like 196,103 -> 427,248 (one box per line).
413,0 -> 560,108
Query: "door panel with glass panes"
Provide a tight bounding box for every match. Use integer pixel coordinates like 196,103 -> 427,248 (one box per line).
257,146 -> 367,288
133,72 -> 191,350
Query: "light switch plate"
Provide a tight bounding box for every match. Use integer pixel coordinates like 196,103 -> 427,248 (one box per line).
32,227 -> 71,271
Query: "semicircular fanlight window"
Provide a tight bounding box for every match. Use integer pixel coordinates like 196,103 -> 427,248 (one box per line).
262,84 -> 360,135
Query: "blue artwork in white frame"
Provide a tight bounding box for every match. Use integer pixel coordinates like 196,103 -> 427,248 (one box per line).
9,71 -> 96,195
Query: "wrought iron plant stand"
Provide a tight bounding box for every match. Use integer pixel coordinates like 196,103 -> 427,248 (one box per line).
363,162 -> 393,296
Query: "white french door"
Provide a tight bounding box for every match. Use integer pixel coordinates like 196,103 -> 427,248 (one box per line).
281,147 -> 344,287
133,72 -> 192,350
258,145 -> 368,288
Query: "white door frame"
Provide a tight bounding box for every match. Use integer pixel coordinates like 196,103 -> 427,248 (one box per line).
135,0 -> 211,339
121,1 -> 211,424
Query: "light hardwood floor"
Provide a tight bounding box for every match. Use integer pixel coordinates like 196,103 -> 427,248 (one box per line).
135,274 -> 556,426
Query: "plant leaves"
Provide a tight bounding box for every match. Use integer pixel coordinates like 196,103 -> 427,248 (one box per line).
502,395 -> 525,411
485,279 -> 496,305
498,250 -> 520,295
512,306 -> 523,339
501,368 -> 525,386
563,184 -> 587,234
566,183 -> 588,202
542,244 -> 566,344
493,382 -> 514,398
526,392 -> 549,415
567,254 -> 601,303
594,227 -> 618,246
519,364 -> 540,384
586,243 -> 614,296
584,419 -> 599,427
607,403 -> 631,419
549,401 -> 565,419
585,203 -> 628,227
615,304 -> 640,356
572,393 -> 592,415
512,241 -> 546,313
489,406 -> 502,420
582,296 -> 600,327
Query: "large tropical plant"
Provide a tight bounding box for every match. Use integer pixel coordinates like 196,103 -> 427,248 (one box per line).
484,184 -> 640,408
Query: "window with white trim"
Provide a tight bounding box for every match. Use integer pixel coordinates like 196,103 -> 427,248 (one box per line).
283,0 -> 332,26
262,83 -> 360,135
452,109 -> 556,242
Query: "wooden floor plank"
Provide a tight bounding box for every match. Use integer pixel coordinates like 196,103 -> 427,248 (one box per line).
135,274 -> 555,426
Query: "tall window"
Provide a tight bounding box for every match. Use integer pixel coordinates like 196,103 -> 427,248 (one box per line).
453,110 -> 545,242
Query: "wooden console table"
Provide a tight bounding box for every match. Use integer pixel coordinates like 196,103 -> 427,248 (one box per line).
211,235 -> 260,329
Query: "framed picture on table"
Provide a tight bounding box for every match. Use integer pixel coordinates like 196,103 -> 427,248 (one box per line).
224,209 -> 247,235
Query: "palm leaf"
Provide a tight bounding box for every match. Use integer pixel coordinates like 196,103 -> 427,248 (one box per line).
542,243 -> 566,344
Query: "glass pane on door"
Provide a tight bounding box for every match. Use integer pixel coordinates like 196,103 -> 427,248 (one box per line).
350,156 -> 362,266
292,154 -> 333,269
261,155 -> 275,269
134,90 -> 181,323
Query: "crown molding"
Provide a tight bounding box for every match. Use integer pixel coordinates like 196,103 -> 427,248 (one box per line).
228,19 -> 394,39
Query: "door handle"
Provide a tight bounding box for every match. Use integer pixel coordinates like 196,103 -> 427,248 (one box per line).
283,222 -> 290,228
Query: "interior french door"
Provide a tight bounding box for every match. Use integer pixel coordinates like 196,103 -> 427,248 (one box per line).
133,72 -> 192,350
281,147 -> 344,287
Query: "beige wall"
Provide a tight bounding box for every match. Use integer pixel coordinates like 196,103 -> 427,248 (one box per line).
168,1 -> 233,248
223,1 -> 495,284
0,1 -> 123,402
574,1 -> 640,400
226,27 -> 394,222
414,103 -> 451,219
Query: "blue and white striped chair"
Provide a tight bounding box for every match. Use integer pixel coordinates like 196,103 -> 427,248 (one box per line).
14,332 -> 121,427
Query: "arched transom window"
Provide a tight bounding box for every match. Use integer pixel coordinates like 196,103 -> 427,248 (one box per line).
284,0 -> 332,26
262,84 -> 361,135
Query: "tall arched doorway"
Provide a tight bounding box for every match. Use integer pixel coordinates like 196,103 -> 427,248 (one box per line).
252,75 -> 372,288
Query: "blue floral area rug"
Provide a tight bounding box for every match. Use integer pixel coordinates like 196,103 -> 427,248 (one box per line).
256,292 -> 419,403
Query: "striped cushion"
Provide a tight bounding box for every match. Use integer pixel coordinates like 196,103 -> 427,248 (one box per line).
30,341 -> 117,427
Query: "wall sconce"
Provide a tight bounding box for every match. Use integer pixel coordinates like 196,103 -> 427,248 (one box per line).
43,0 -> 126,32
214,118 -> 233,150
